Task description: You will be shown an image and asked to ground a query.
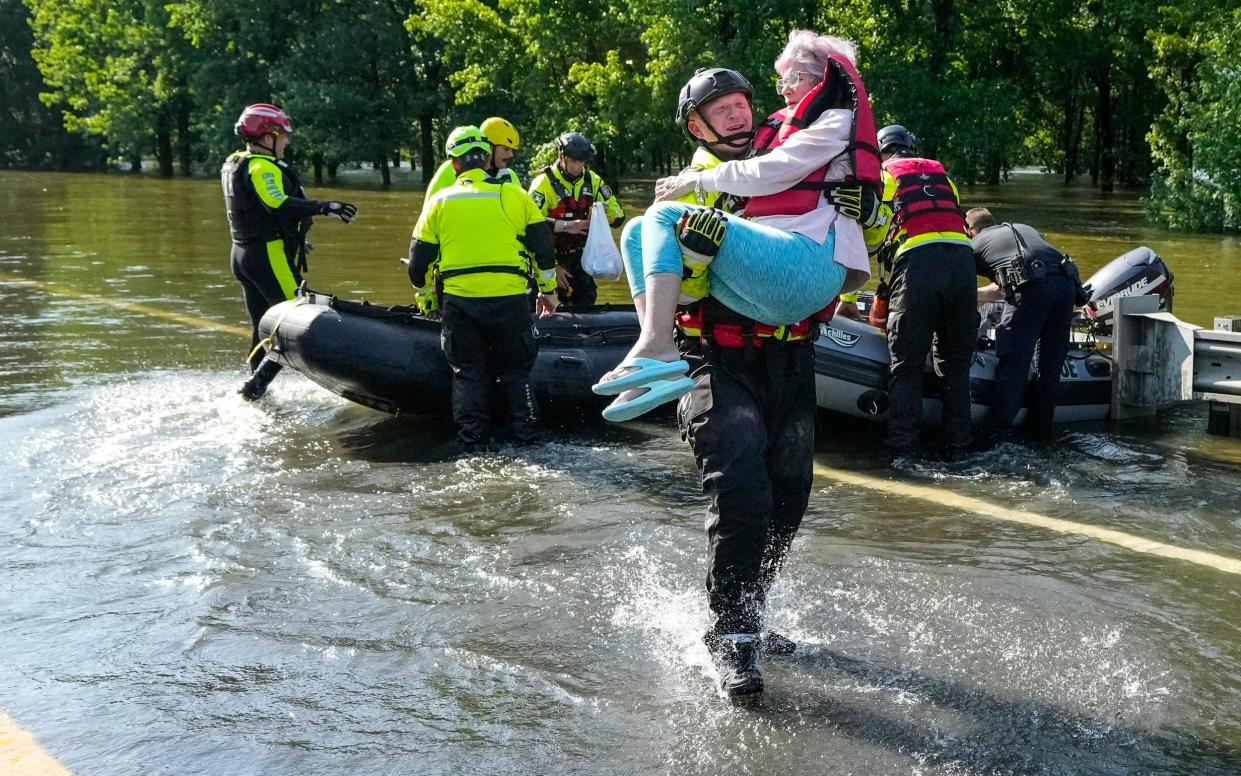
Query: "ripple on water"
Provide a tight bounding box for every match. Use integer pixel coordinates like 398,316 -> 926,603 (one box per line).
2,368 -> 1240,774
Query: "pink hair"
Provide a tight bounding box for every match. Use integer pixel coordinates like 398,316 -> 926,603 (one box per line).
774,29 -> 857,76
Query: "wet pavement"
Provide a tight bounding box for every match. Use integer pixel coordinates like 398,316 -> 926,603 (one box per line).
1,170 -> 1240,775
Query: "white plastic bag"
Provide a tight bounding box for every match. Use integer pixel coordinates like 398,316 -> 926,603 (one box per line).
581,201 -> 623,280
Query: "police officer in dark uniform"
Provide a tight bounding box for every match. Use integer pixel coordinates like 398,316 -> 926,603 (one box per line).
966,208 -> 1084,447
221,103 -> 357,400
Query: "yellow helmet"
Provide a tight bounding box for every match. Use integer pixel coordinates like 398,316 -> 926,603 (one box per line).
481,117 -> 520,150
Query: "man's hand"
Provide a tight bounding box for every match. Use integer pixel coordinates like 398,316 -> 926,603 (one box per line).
977,283 -> 1004,304
320,201 -> 358,223
535,293 -> 558,318
555,265 -> 573,290
413,287 -> 439,316
677,208 -> 727,260
835,301 -> 862,321
655,171 -> 699,202
827,186 -> 882,228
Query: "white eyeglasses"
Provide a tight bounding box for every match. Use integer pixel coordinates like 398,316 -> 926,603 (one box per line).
775,71 -> 821,92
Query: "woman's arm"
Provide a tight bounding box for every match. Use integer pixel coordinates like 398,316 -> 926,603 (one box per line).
698,108 -> 853,197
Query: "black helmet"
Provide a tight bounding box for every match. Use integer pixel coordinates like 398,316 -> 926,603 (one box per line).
675,67 -> 753,128
878,124 -> 918,157
556,132 -> 594,162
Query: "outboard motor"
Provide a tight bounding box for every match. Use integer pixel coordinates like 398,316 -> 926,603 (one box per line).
1081,246 -> 1174,334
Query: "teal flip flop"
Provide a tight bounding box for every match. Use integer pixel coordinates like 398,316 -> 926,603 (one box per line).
601,376 -> 695,423
592,357 -> 689,396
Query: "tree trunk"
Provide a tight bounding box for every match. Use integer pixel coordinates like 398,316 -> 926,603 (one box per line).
1066,98 -> 1085,184
130,150 -> 142,174
420,112 -> 435,185
985,153 -> 1001,186
393,149 -> 401,169
379,156 -> 391,187
1095,65 -> 1114,193
156,111 -> 174,178
313,152 -> 324,185
928,0 -> 954,77
1089,109 -> 1100,187
176,101 -> 192,176
328,160 -> 338,180
1061,87 -> 1077,184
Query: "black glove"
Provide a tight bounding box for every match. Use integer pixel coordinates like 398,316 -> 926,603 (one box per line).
677,207 -> 727,261
320,200 -> 358,223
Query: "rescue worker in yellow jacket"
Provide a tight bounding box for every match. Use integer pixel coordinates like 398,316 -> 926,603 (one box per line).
527,132 -> 625,307
424,117 -> 523,199
408,126 -> 558,451
222,103 -> 357,401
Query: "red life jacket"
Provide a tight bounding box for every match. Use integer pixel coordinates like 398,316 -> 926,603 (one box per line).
542,166 -> 603,256
744,54 -> 881,218
883,157 -> 968,239
542,166 -> 598,221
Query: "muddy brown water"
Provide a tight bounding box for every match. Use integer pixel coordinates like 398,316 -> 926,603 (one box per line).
1,169 -> 1240,775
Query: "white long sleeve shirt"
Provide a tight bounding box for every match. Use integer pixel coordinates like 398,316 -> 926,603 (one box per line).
695,108 -> 870,279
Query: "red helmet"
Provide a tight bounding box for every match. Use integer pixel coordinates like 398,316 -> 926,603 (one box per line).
234,103 -> 293,138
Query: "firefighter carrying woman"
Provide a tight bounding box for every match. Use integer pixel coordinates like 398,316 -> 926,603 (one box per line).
590,30 -> 881,699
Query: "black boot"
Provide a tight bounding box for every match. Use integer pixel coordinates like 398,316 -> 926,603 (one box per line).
705,633 -> 763,699
761,631 -> 797,656
238,354 -> 282,401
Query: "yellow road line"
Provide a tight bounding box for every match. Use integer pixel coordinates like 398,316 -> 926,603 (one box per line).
815,463 -> 1241,576
0,273 -> 250,338
0,712 -> 72,776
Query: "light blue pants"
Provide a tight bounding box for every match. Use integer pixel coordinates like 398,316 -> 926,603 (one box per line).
621,201 -> 845,325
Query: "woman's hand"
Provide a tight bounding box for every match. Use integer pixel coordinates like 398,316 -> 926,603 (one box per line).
654,171 -> 699,202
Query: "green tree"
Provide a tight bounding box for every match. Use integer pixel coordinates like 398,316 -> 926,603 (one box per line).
0,0 -> 102,168
27,0 -> 195,175
1147,2 -> 1241,231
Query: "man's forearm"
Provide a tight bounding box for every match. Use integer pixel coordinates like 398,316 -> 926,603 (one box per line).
407,239 -> 439,287
524,221 -> 556,271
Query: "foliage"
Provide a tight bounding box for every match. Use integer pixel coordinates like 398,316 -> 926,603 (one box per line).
0,0 -> 102,168
1146,2 -> 1241,231
0,0 -> 1235,232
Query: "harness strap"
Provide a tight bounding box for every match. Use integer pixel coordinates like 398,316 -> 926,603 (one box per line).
438,265 -> 531,280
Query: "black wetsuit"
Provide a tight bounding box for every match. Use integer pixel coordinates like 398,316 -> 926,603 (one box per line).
676,304 -> 817,637
221,151 -> 319,371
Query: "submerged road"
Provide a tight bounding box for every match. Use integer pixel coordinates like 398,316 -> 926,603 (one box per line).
2,170 -> 1241,774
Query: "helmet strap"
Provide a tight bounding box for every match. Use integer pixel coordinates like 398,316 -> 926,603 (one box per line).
249,132 -> 281,157
693,112 -> 754,153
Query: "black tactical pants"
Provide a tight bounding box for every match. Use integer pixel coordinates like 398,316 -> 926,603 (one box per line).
556,257 -> 598,308
885,243 -> 978,458
231,238 -> 300,372
440,293 -> 540,447
988,273 -> 1078,441
677,335 -> 817,636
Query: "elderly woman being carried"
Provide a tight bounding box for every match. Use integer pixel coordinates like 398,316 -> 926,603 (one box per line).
592,30 -> 881,421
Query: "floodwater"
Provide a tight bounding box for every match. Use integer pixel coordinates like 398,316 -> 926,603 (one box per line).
2,168 -> 1240,775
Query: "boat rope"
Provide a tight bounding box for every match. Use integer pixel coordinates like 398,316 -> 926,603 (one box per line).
246,296 -> 308,364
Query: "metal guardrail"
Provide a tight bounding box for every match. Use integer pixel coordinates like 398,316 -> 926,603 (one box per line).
1111,296 -> 1241,434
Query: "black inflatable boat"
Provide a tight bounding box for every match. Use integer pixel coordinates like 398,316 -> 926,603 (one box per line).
258,247 -> 1174,424
257,291 -> 639,416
